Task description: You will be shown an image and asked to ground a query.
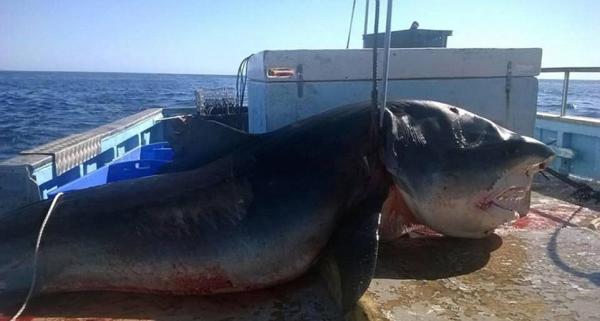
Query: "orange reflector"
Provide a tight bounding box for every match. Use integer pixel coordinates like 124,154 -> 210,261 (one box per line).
267,68 -> 295,78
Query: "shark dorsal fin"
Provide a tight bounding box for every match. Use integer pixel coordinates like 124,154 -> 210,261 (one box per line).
161,116 -> 258,172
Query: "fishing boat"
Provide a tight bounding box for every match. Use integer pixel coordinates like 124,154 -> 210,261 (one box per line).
0,46 -> 551,209
1,5 -> 599,321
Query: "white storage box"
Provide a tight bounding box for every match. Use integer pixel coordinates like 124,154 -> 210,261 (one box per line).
247,48 -> 542,135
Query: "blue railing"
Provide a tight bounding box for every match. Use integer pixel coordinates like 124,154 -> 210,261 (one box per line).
535,67 -> 600,181
540,67 -> 600,117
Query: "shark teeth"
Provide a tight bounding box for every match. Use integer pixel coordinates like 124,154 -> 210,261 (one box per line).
491,187 -> 528,212
477,186 -> 528,212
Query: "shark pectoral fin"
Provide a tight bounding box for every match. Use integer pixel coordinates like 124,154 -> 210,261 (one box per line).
317,206 -> 381,314
161,117 -> 259,172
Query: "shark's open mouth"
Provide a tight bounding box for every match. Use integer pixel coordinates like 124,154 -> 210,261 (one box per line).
478,160 -> 551,217
490,186 -> 529,214
478,186 -> 528,212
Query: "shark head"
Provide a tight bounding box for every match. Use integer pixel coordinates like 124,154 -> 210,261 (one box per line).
381,100 -> 554,238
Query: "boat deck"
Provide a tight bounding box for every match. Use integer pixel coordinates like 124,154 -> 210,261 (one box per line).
0,177 -> 598,321
361,177 -> 600,321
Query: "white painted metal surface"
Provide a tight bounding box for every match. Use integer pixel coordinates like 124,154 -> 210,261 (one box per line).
247,48 -> 542,135
247,48 -> 541,82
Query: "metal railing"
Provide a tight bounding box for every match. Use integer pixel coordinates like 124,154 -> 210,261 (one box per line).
540,67 -> 600,116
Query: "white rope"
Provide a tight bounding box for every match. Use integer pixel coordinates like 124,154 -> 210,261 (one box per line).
9,192 -> 64,321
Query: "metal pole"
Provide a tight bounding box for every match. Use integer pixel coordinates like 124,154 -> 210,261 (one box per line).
370,0 -> 380,108
346,0 -> 357,49
379,0 -> 393,127
560,71 -> 570,117
363,0 -> 370,37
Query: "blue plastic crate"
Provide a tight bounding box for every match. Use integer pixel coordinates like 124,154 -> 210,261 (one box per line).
48,142 -> 173,196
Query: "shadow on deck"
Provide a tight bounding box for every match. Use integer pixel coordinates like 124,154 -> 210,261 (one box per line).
375,234 -> 502,281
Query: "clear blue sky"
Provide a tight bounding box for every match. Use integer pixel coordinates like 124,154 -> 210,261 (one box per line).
1,0 -> 599,76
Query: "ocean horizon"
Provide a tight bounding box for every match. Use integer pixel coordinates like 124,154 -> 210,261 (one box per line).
0,69 -> 236,77
1,70 -> 598,161
2,69 -> 600,81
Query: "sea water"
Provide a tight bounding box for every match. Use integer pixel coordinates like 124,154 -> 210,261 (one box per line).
0,71 -> 598,160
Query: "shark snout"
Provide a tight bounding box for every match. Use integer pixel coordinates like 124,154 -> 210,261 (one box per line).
519,135 -> 555,165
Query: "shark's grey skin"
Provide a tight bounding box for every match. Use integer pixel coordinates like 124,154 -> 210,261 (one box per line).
0,100 -> 553,312
0,103 -> 388,313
